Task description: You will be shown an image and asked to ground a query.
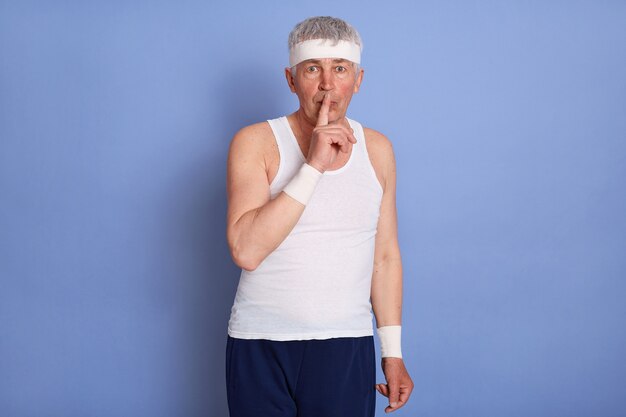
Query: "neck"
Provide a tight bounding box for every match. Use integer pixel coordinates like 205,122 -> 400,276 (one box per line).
291,107 -> 316,144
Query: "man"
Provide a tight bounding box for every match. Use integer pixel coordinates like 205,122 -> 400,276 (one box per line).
225,16 -> 413,417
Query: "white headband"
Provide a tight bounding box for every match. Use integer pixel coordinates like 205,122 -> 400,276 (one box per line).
289,39 -> 361,67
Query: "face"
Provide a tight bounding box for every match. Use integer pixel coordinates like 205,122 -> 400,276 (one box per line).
285,58 -> 364,125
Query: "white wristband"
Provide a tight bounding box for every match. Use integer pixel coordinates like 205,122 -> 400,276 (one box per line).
282,163 -> 323,205
377,325 -> 402,358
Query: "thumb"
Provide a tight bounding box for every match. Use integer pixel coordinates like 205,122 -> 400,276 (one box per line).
316,92 -> 330,126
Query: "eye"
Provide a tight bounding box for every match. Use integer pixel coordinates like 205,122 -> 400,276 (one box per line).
306,66 -> 319,72
336,66 -> 347,72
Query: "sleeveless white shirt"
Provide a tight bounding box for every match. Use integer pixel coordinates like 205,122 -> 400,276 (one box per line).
227,115 -> 383,341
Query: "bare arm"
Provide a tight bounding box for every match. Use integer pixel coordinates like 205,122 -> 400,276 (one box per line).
367,128 -> 414,413
225,123 -> 306,271
370,131 -> 403,328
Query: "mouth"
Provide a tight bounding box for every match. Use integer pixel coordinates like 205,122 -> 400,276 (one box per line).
317,100 -> 339,105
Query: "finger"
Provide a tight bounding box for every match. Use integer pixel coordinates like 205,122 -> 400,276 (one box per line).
398,386 -> 411,404
341,138 -> 351,153
337,119 -> 357,143
316,129 -> 354,152
315,126 -> 351,137
332,129 -> 356,145
329,127 -> 356,149
343,124 -> 357,144
388,383 -> 401,409
385,400 -> 405,413
316,93 -> 331,127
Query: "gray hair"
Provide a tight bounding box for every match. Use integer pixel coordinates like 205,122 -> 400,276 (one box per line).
288,16 -> 363,78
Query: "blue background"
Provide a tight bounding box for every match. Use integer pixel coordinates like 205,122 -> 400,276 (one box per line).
1,1 -> 625,416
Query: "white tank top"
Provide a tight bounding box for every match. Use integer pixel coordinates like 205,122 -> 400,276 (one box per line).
227,115 -> 383,341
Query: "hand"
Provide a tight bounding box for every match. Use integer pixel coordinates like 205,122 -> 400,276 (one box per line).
306,92 -> 357,172
376,357 -> 414,413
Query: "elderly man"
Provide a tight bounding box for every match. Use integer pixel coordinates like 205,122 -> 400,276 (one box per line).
225,16 -> 413,417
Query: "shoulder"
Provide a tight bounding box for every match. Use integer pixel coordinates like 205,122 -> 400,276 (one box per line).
228,120 -> 276,164
362,126 -> 395,167
362,126 -> 393,153
361,126 -> 396,191
230,120 -> 274,147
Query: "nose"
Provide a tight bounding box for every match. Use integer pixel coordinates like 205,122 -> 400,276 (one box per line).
318,70 -> 335,92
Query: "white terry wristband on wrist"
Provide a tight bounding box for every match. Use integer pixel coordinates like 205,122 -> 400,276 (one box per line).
377,325 -> 402,358
282,163 -> 323,205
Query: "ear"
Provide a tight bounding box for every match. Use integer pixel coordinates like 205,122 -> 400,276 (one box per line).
353,67 -> 364,93
284,67 -> 297,93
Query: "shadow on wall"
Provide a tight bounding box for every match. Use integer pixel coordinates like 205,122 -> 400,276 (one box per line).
171,65 -> 285,415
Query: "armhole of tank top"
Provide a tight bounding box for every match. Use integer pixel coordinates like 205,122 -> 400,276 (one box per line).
266,119 -> 284,194
357,122 -> 384,196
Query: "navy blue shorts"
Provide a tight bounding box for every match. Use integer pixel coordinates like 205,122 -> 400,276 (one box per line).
225,335 -> 376,417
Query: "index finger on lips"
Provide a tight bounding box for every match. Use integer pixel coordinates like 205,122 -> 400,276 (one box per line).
316,93 -> 331,127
